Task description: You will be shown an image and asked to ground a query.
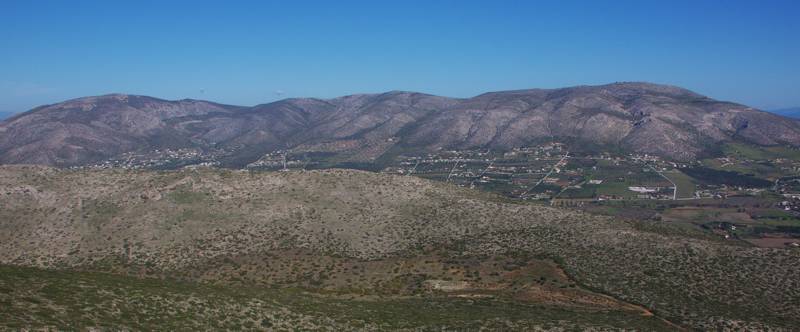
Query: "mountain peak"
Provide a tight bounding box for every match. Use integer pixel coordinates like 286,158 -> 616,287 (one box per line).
67,93 -> 135,103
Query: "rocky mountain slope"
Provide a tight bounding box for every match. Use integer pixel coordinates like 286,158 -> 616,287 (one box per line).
0,165 -> 797,330
2,83 -> 799,167
0,94 -> 242,166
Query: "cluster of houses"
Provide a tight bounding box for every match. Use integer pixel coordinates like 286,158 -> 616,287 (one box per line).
79,148 -> 222,170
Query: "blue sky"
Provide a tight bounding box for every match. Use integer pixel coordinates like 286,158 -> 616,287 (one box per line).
1,0 -> 798,112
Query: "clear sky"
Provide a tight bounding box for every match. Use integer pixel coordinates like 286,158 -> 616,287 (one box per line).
1,0 -> 798,112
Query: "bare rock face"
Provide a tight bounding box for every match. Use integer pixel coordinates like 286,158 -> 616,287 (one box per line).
1,83 -> 799,166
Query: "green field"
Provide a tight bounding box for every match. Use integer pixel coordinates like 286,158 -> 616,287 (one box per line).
665,170 -> 697,199
723,142 -> 800,160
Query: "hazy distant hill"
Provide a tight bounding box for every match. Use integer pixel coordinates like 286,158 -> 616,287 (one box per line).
0,112 -> 15,121
769,107 -> 800,119
2,82 -> 800,167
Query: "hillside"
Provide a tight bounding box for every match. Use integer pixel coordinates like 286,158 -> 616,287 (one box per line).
0,166 -> 798,330
0,95 -> 243,166
2,83 -> 799,167
1,264 -> 676,331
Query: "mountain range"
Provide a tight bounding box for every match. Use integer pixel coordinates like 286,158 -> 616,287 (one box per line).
2,82 -> 799,167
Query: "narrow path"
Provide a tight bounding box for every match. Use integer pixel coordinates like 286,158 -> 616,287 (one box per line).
446,159 -> 461,182
552,179 -> 585,200
520,151 -> 569,198
406,160 -> 420,176
469,160 -> 494,187
646,163 -> 677,200
555,262 -> 687,331
592,292 -> 687,331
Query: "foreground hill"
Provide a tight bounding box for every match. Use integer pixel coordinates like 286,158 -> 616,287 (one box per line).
2,82 -> 799,167
1,264 -> 674,331
0,166 -> 798,330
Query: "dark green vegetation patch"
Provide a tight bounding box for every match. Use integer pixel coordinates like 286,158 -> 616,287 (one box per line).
683,166 -> 772,187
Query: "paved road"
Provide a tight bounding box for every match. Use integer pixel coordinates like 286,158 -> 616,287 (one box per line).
646,163 -> 677,200
470,160 -> 495,187
406,160 -> 420,176
520,151 -> 569,198
446,159 -> 461,182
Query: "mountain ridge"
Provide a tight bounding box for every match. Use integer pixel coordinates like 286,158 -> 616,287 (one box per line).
2,82 -> 799,167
